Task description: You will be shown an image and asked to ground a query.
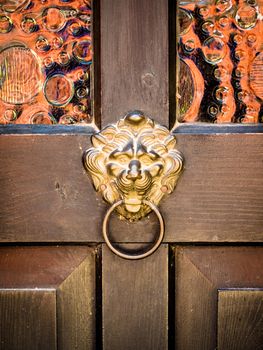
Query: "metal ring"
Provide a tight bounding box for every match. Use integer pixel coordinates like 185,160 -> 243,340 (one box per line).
102,199 -> 165,260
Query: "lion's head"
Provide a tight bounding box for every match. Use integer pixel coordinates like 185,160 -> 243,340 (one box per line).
83,111 -> 183,221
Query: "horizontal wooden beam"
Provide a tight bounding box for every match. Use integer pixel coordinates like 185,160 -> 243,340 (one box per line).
1,132 -> 263,242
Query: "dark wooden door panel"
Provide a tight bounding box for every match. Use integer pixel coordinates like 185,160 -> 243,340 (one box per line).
1,132 -> 263,243
102,244 -> 168,350
175,246 -> 263,350
0,246 -> 96,350
0,289 -> 56,350
218,289 -> 263,350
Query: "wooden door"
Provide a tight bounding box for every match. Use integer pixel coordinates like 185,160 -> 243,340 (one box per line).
0,1 -> 263,349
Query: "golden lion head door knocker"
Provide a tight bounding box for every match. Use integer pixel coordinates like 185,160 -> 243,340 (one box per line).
83,111 -> 184,259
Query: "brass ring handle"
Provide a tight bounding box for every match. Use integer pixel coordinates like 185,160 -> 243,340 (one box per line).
102,199 -> 165,260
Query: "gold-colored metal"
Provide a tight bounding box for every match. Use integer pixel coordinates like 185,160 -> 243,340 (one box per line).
83,110 -> 184,221
102,199 -> 164,260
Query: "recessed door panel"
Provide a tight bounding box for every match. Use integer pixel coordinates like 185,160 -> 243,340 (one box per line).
0,246 -> 96,350
175,246 -> 263,350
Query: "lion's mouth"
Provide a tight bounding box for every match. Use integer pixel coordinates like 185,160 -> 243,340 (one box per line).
123,197 -> 142,213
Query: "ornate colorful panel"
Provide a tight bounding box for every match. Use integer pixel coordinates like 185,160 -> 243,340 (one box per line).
178,0 -> 263,123
0,0 -> 92,125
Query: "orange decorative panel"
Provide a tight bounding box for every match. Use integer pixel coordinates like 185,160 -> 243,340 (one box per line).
178,0 -> 263,123
0,0 -> 92,124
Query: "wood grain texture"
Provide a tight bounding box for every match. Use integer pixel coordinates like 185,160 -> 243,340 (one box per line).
1,133 -> 263,242
218,290 -> 263,350
100,0 -> 169,127
164,133 -> 263,242
0,246 -> 96,350
102,244 -> 168,350
0,289 -> 56,350
175,248 -> 215,350
175,246 -> 263,350
0,135 -> 101,243
57,255 -> 96,350
0,246 -> 95,288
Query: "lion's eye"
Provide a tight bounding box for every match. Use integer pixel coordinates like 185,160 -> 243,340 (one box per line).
116,155 -> 130,164
139,155 -> 153,165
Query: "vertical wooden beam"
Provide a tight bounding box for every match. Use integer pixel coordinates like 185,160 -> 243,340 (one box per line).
102,244 -> 168,350
100,0 -> 169,126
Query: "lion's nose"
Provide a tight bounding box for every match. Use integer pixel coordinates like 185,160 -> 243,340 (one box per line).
127,160 -> 142,180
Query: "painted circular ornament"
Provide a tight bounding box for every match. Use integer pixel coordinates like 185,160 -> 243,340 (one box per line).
250,52 -> 263,100
72,40 -> 92,64
44,74 -> 74,106
42,7 -> 66,32
0,45 -> 42,104
202,36 -> 226,64
179,8 -> 193,35
235,5 -> 258,30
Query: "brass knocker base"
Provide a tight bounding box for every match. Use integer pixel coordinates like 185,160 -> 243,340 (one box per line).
83,111 -> 184,259
103,200 -> 164,260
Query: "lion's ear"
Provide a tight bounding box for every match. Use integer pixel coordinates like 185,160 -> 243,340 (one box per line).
165,136 -> 177,150
83,148 -> 106,191
91,134 -> 107,148
92,125 -> 120,148
170,150 -> 184,174
160,152 -> 184,193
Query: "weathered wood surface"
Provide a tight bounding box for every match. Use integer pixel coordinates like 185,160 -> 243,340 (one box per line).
1,133 -> 263,242
100,0 -> 169,127
102,244 -> 168,350
175,246 -> 263,350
